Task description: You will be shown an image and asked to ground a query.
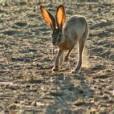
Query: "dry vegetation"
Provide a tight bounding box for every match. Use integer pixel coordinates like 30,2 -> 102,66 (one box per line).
0,1 -> 114,114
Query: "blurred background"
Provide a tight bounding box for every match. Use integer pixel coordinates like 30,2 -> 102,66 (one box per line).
0,0 -> 114,5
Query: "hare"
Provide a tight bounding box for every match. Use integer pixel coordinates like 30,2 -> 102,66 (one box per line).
40,5 -> 89,73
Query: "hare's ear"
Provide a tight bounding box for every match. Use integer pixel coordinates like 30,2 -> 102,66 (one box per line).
40,6 -> 56,30
56,5 -> 66,30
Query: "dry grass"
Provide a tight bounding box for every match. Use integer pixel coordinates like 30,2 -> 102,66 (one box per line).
0,1 -> 113,114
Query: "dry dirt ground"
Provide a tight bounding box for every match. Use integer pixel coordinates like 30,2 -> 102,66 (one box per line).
0,2 -> 114,114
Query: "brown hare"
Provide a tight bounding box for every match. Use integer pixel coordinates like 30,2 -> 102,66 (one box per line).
40,5 -> 89,73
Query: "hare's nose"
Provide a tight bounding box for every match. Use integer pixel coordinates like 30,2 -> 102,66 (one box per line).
52,40 -> 57,46
52,41 -> 56,46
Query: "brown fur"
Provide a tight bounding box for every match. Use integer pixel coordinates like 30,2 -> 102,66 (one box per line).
58,38 -> 76,50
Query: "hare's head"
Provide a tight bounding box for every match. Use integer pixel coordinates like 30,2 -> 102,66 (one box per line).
40,5 -> 66,46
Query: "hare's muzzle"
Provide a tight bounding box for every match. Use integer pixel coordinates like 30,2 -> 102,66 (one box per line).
52,41 -> 57,46
52,37 -> 57,46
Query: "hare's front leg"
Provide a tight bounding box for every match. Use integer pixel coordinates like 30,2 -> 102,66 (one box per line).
64,49 -> 72,62
53,50 -> 63,71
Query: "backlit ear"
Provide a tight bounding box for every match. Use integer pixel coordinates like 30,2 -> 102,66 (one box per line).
40,6 -> 56,29
56,5 -> 66,30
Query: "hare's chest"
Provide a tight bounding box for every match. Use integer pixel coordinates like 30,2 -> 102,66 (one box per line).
58,39 -> 75,50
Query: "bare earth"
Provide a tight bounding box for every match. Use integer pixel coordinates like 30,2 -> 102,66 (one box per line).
0,2 -> 114,114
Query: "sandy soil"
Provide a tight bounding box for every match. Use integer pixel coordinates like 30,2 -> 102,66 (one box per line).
0,2 -> 114,114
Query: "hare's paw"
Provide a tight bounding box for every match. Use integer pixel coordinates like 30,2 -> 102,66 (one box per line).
64,56 -> 69,62
75,62 -> 81,70
71,69 -> 79,74
71,69 -> 76,74
71,64 -> 81,74
52,66 -> 59,71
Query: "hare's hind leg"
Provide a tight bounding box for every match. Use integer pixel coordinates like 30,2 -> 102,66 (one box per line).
75,39 -> 85,71
73,34 -> 88,72
72,39 -> 85,73
73,23 -> 88,73
53,50 -> 63,71
64,49 -> 72,62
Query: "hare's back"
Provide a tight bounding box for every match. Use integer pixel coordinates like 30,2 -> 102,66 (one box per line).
63,15 -> 87,39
